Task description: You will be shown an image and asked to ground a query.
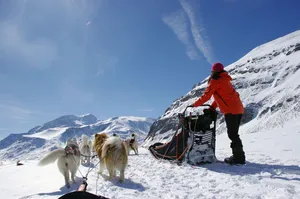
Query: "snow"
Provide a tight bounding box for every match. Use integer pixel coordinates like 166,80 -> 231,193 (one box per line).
0,116 -> 155,160
1,120 -> 300,199
24,127 -> 68,140
234,30 -> 300,64
0,31 -> 300,199
74,120 -> 84,126
152,30 -> 300,142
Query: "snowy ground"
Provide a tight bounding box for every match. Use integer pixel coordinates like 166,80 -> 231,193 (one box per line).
1,121 -> 300,199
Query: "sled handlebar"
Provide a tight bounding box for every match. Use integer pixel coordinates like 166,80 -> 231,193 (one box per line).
179,104 -> 215,119
184,104 -> 214,113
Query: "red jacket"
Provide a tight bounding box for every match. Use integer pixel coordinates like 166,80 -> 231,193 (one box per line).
193,72 -> 244,115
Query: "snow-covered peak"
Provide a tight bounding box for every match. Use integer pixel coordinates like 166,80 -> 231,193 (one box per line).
0,114 -> 155,160
78,113 -> 98,124
146,30 -> 300,144
234,30 -> 300,62
27,114 -> 98,135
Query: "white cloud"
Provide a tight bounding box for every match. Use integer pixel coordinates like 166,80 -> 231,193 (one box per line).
179,0 -> 215,64
163,0 -> 215,63
163,10 -> 200,60
0,22 -> 58,69
179,0 -> 214,63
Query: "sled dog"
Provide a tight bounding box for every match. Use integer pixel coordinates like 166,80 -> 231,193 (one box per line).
38,138 -> 80,188
94,133 -> 128,182
79,134 -> 93,165
124,133 -> 139,155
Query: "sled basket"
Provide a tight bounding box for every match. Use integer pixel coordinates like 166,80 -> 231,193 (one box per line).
149,105 -> 218,165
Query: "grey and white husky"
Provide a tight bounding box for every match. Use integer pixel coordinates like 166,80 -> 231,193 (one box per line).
38,138 -> 81,188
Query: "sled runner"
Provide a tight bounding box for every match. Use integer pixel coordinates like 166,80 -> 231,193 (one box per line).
149,105 -> 218,165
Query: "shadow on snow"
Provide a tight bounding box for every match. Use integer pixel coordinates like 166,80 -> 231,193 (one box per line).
200,161 -> 300,181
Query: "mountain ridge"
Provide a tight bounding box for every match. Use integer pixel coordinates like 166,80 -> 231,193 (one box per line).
144,30 -> 300,145
0,114 -> 156,160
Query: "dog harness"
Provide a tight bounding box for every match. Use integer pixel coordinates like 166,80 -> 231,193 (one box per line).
65,144 -> 80,156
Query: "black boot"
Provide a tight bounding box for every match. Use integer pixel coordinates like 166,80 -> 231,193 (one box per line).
224,147 -> 246,165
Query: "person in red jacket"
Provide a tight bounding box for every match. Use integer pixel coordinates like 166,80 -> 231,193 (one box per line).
189,62 -> 246,165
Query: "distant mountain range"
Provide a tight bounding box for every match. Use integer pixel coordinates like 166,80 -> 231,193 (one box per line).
0,114 -> 155,160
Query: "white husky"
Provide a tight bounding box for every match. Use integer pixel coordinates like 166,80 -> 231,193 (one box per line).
79,134 -> 93,165
38,138 -> 81,188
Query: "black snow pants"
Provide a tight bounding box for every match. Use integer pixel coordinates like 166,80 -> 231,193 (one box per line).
224,114 -> 245,159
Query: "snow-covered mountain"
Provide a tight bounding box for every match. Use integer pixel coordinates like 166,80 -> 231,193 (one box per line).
0,114 -> 155,160
144,30 -> 300,145
1,31 -> 300,199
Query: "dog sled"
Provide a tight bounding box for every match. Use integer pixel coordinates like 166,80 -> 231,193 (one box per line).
149,105 -> 218,165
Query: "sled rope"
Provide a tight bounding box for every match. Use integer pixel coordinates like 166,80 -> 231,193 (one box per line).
70,154 -> 86,179
71,148 -> 112,182
96,173 -> 100,195
70,154 -> 102,181
160,119 -> 184,161
154,109 -> 188,162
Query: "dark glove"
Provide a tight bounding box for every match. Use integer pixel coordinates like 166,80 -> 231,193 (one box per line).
203,108 -> 213,114
203,108 -> 217,119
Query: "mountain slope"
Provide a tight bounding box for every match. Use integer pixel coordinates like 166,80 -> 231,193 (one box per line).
0,115 -> 155,160
144,30 -> 300,145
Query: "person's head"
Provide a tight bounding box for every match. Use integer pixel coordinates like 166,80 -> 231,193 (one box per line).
210,62 -> 225,80
211,62 -> 224,72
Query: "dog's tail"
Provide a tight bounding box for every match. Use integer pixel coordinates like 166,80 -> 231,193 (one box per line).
82,134 -> 89,146
38,149 -> 65,166
101,137 -> 123,159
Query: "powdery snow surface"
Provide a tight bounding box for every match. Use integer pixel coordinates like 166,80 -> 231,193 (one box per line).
1,120 -> 300,199
24,127 -> 68,140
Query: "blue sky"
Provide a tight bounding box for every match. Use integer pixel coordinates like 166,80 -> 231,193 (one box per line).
0,0 -> 299,138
